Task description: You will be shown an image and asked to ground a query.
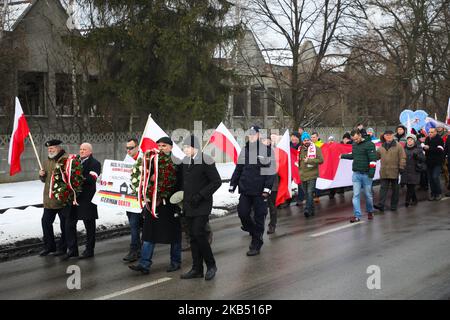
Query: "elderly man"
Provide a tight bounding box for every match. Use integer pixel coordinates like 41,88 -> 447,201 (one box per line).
63,143 -> 101,260
38,139 -> 69,256
374,130 -> 406,212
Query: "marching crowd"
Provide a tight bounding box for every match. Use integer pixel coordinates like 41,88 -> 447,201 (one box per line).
35,122 -> 450,280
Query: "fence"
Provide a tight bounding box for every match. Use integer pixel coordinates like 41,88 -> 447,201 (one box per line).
0,126 -> 393,183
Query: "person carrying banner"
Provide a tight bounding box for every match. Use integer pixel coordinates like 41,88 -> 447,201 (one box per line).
262,136 -> 279,234
38,139 -> 69,256
230,126 -> 275,256
298,132 -> 324,217
374,130 -> 406,212
63,143 -> 101,260
341,129 -> 377,223
129,137 -> 183,275
123,138 -> 144,263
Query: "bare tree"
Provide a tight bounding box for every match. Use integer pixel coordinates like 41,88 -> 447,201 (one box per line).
239,0 -> 350,127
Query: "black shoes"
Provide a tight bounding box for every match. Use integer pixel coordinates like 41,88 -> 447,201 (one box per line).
123,250 -> 140,262
61,252 -> 79,261
166,264 -> 181,272
129,264 -> 150,275
180,269 -> 204,279
205,266 -> 217,281
79,251 -> 94,259
246,248 -> 260,256
374,204 -> 384,212
267,225 -> 276,234
39,249 -> 55,256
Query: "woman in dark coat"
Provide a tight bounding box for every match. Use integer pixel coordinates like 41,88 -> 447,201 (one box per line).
400,134 -> 425,207
129,137 -> 182,275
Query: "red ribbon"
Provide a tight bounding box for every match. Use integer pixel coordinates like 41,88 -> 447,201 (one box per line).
138,149 -> 160,218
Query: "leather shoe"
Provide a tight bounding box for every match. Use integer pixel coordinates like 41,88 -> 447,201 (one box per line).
166,264 -> 181,272
180,269 -> 204,279
205,266 -> 217,281
79,251 -> 94,259
246,248 -> 260,256
39,249 -> 55,256
129,264 -> 149,275
123,251 -> 139,262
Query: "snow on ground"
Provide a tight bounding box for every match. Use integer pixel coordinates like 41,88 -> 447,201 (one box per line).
0,163 -> 239,245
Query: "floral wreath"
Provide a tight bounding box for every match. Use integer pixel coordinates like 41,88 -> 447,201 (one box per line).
50,154 -> 84,205
130,149 -> 177,217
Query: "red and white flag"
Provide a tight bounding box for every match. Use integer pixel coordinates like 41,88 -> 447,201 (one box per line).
446,97 -> 450,125
8,97 -> 30,176
139,115 -> 184,159
275,130 -> 292,206
315,142 -> 381,190
209,122 -> 241,164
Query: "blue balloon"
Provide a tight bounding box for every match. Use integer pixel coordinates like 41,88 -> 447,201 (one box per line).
399,109 -> 428,131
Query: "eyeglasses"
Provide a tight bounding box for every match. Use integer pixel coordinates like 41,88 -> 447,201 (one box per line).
126,146 -> 136,150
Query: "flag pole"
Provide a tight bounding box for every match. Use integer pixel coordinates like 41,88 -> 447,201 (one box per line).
28,132 -> 43,170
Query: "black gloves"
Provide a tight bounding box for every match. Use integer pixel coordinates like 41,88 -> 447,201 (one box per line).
190,193 -> 203,208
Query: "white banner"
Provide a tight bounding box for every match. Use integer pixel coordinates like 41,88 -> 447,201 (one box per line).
92,160 -> 141,213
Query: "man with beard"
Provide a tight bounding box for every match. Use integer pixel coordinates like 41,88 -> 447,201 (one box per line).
38,140 -> 69,256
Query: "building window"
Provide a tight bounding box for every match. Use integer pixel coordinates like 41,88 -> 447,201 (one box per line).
18,71 -> 46,116
281,89 -> 293,114
267,88 -> 277,117
251,87 -> 263,117
56,73 -> 75,116
233,87 -> 246,117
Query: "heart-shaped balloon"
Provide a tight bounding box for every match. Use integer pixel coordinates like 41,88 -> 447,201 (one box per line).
399,109 -> 428,131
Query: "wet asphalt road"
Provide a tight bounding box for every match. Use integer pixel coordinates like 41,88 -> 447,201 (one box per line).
0,187 -> 449,300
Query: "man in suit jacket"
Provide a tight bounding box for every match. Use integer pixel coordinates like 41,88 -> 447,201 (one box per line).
63,143 -> 101,260
179,135 -> 222,281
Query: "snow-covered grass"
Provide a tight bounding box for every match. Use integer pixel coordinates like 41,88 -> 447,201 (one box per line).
0,163 -> 239,246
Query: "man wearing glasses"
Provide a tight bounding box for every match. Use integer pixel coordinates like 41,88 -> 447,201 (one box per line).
123,138 -> 143,262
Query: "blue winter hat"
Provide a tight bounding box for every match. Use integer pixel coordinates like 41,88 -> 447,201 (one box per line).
301,132 -> 311,142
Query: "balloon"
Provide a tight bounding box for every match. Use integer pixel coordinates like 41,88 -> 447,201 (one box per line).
399,109 -> 428,131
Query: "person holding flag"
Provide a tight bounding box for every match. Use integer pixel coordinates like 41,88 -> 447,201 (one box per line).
38,139 -> 69,256
341,129 -> 377,223
262,135 -> 279,235
298,132 -> 324,217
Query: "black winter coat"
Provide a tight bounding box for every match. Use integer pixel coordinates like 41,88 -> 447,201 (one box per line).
400,145 -> 425,185
230,140 -> 276,196
424,135 -> 445,167
179,153 -> 222,217
74,156 -> 101,220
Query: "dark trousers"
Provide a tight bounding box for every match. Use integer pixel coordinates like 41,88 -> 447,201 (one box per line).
41,208 -> 67,252
186,215 -> 215,273
302,179 -> 317,214
127,211 -> 143,251
427,165 -> 442,196
268,191 -> 277,227
420,170 -> 428,190
405,184 -> 417,204
238,194 -> 268,249
378,178 -> 400,210
297,183 -> 305,202
66,209 -> 96,255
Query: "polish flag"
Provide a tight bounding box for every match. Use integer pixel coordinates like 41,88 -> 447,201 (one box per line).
446,97 -> 450,125
315,142 -> 381,190
275,130 -> 292,206
8,97 -> 30,176
290,146 -> 301,184
209,122 -> 241,164
139,115 -> 184,159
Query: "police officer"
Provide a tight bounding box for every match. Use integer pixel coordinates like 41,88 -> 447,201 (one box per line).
229,126 -> 275,256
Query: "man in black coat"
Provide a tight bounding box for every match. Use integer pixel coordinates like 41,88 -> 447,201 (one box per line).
179,135 -> 222,281
63,143 -> 101,260
423,128 -> 445,201
230,126 -> 275,256
445,134 -> 450,197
